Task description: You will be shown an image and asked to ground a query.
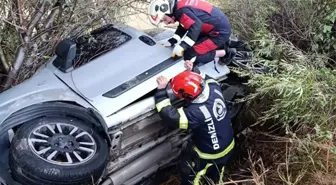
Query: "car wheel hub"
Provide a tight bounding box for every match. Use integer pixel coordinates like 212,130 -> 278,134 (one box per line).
27,122 -> 97,166
50,134 -> 79,152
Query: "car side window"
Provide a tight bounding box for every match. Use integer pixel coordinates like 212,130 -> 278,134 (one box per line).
72,25 -> 132,69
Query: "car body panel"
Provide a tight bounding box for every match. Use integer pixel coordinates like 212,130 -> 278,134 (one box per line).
70,27 -> 173,99
0,23 -> 230,133
104,60 -> 230,128
53,24 -> 230,120
0,62 -> 94,136
0,24 -> 247,185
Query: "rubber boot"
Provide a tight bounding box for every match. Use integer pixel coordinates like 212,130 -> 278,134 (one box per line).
219,48 -> 237,65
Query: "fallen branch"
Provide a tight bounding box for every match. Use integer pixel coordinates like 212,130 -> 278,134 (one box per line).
220,179 -> 256,184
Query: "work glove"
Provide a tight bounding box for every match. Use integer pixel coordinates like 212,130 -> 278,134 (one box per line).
172,44 -> 184,57
161,40 -> 173,47
161,37 -> 178,47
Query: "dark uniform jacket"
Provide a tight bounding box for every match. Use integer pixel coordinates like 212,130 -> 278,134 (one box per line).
167,0 -> 232,51
154,74 -> 235,160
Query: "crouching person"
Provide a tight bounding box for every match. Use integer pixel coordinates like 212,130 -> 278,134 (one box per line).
148,0 -> 236,67
154,70 -> 235,185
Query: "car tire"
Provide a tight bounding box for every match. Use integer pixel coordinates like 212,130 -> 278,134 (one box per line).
8,115 -> 109,185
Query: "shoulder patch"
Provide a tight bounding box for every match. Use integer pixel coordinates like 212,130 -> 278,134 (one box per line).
212,98 -> 226,121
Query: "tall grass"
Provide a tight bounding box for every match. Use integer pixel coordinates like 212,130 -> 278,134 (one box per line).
211,0 -> 336,184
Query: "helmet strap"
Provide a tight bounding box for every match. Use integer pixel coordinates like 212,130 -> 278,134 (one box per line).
182,93 -> 193,101
191,79 -> 205,100
168,0 -> 176,15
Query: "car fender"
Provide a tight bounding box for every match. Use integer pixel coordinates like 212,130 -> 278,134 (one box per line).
0,68 -> 111,146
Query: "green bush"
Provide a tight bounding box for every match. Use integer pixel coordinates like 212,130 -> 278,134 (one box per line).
212,0 -> 336,184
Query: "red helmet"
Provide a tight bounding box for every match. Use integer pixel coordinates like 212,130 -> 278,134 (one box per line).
170,71 -> 204,100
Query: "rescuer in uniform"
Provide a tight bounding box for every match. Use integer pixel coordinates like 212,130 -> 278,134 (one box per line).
148,0 -> 236,67
154,62 -> 235,184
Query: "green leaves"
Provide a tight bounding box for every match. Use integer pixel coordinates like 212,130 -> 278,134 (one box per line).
323,25 -> 332,34
312,5 -> 336,54
331,148 -> 336,155
326,9 -> 336,23
314,124 -> 333,141
240,36 -> 336,132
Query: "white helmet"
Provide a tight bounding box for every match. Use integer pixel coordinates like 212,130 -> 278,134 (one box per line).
147,0 -> 175,26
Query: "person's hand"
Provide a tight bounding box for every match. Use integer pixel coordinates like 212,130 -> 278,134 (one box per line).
184,60 -> 193,71
172,44 -> 184,57
184,57 -> 197,71
157,76 -> 168,89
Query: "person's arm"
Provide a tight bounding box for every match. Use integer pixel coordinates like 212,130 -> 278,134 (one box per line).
175,7 -> 203,51
154,87 -> 199,130
167,23 -> 188,46
190,66 -> 220,86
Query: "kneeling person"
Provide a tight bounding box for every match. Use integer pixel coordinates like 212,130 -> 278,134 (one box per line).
148,0 -> 236,66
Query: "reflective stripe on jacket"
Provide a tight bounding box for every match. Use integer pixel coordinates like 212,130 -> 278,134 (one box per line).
154,75 -> 234,160
169,0 -> 231,51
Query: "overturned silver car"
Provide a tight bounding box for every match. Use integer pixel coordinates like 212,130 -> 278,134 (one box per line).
0,24 -> 255,185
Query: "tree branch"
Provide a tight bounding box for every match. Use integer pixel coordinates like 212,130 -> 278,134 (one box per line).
24,2 -> 46,43
3,46 -> 25,90
0,39 -> 10,72
40,3 -> 61,41
2,1 -> 48,90
15,0 -> 24,27
44,6 -> 60,29
66,0 -> 78,22
9,0 -> 26,44
32,25 -> 61,42
0,17 -> 25,31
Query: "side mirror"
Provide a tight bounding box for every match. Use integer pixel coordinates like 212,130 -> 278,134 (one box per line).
53,39 -> 76,72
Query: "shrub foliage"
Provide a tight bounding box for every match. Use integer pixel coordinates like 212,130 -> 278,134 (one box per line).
212,0 -> 336,184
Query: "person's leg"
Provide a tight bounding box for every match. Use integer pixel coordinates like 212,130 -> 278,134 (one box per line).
216,50 -> 226,58
203,147 -> 235,184
210,33 -> 237,65
179,151 -> 213,185
184,34 -> 236,66
215,37 -> 237,65
178,141 -> 199,185
191,159 -> 214,185
179,156 -> 200,185
204,162 -> 225,184
180,150 -> 235,185
220,47 -> 237,65
183,36 -> 218,66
